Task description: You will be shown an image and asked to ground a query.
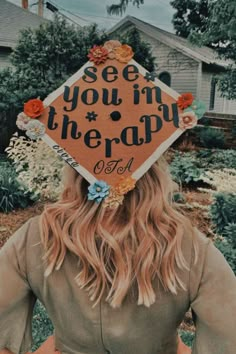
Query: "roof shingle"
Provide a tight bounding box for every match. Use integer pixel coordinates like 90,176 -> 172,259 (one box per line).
0,0 -> 47,48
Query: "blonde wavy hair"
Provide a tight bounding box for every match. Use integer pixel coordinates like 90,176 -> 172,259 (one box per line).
40,157 -> 198,308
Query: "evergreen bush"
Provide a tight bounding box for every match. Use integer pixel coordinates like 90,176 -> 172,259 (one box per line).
170,153 -> 204,185
0,161 -> 39,212
198,127 -> 225,149
210,193 -> 236,234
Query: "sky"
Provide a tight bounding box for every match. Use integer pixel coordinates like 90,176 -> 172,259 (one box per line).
9,0 -> 175,32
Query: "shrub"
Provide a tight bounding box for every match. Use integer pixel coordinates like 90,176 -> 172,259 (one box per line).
200,169 -> 236,194
198,127 -> 225,149
173,192 -> 186,203
215,238 -> 236,274
32,301 -> 54,351
0,162 -> 39,213
209,193 -> 236,234
196,149 -> 236,170
179,329 -> 195,348
170,153 -> 204,185
6,133 -> 64,200
223,222 -> 236,249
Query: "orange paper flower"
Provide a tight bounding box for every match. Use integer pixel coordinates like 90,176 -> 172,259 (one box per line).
177,93 -> 194,110
103,40 -> 121,59
178,111 -> 198,130
24,98 -> 44,118
115,176 -> 136,195
115,44 -> 134,63
87,45 -> 108,65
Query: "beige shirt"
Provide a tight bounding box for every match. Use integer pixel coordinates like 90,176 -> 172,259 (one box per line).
0,216 -> 236,354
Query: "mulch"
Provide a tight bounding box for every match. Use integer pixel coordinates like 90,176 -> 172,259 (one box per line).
0,201 -> 46,248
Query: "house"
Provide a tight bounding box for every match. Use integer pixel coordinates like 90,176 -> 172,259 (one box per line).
0,0 -> 48,69
108,16 -> 236,115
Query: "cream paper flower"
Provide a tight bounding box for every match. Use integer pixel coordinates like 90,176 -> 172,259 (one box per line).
16,112 -> 31,131
103,40 -> 122,59
178,111 -> 198,130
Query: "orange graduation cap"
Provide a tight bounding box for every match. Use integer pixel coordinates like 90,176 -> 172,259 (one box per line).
16,40 -> 205,208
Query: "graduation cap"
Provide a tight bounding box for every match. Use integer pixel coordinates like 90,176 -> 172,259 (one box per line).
16,41 -> 206,208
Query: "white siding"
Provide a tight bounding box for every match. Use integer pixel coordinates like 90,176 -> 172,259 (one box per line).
224,100 -> 236,115
200,71 -> 211,110
139,32 -> 199,96
201,70 -> 236,114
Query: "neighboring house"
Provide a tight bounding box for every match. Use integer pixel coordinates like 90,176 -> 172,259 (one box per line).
108,16 -> 236,114
0,0 -> 48,69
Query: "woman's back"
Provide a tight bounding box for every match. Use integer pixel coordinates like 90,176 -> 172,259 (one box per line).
1,216 -> 235,354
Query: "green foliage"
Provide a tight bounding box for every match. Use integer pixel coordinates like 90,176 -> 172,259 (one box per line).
223,223 -> 236,248
0,159 -> 39,213
107,0 -> 144,15
119,28 -> 157,72
173,192 -> 186,203
170,0 -> 210,40
215,238 -> 236,274
216,69 -> 236,100
210,193 -> 236,234
196,149 -> 236,170
179,329 -> 195,348
170,153 -> 204,185
0,17 -> 107,114
32,301 -> 54,351
185,0 -> 236,99
198,127 -> 225,149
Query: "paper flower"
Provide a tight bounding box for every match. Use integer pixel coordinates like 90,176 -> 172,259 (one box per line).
178,111 -> 198,130
24,98 -> 44,118
103,40 -> 122,59
102,187 -> 124,209
25,120 -> 46,140
16,112 -> 31,131
115,44 -> 134,63
177,93 -> 194,110
88,180 -> 110,203
115,176 -> 136,195
184,100 -> 206,119
87,45 -> 109,65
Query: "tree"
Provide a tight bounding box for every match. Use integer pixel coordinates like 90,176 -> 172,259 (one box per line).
119,27 -> 157,72
189,0 -> 236,99
170,0 -> 210,39
107,0 -> 144,16
4,16 -> 107,112
170,0 -> 236,99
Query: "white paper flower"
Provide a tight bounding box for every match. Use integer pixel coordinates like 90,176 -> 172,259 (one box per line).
26,120 -> 46,140
16,112 -> 31,131
178,111 -> 198,130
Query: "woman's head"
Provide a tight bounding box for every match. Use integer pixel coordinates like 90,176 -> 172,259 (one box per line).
40,156 -> 198,308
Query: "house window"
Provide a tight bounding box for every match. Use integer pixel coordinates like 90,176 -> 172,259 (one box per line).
209,78 -> 216,111
159,72 -> 171,87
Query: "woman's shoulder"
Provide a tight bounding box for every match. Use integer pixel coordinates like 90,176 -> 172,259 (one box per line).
181,227 -> 211,268
0,215 -> 44,274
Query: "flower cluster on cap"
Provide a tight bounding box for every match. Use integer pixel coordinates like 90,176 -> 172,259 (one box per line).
88,176 -> 136,209
16,98 -> 46,140
87,40 -> 134,65
177,93 -> 206,130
